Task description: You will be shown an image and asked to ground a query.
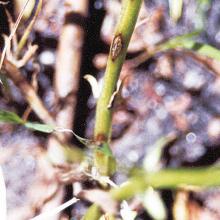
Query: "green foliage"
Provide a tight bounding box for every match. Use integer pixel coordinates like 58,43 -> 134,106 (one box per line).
0,109 -> 54,132
0,110 -> 24,124
25,122 -> 54,133
63,145 -> 84,163
71,132 -> 92,146
158,31 -> 201,50
158,31 -> 220,61
0,109 -> 86,165
82,204 -> 102,220
94,143 -> 116,176
0,110 -> 88,141
186,42 -> 220,61
111,167 -> 220,200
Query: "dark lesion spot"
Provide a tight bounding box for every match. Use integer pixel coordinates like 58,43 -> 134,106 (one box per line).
94,133 -> 108,145
110,34 -> 123,61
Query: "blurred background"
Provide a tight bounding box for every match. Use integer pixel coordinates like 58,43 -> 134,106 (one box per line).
1,0 -> 220,219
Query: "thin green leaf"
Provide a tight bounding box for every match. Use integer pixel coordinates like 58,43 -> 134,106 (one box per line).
185,42 -> 220,61
73,132 -> 93,146
54,127 -> 92,146
25,122 -> 54,133
158,31 -> 201,51
0,110 -> 91,148
159,31 -> 220,61
0,110 -> 24,124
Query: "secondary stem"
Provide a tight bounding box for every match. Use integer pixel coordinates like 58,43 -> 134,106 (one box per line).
94,0 -> 143,142
111,167 -> 220,200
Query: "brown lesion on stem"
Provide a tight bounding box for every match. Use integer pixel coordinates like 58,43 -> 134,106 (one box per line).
94,133 -> 108,145
110,34 -> 123,61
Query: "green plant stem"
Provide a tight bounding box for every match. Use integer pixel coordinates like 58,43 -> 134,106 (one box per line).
94,0 -> 143,142
111,167 -> 220,200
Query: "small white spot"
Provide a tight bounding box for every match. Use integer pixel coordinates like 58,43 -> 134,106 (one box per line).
186,132 -> 197,143
155,83 -> 166,96
39,50 -> 55,66
208,118 -> 220,139
183,70 -> 205,90
127,150 -> 139,162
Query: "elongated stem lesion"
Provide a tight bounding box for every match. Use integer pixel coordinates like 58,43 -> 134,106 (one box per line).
94,0 -> 143,142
